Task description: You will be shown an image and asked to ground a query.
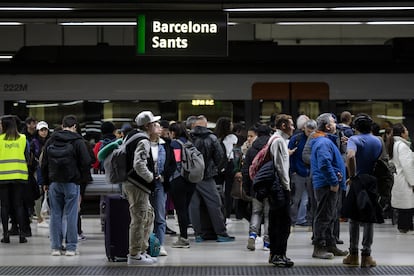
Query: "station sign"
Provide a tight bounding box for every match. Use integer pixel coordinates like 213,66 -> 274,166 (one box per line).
136,12 -> 228,57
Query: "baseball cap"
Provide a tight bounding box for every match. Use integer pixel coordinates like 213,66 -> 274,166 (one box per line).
135,111 -> 161,127
36,121 -> 49,130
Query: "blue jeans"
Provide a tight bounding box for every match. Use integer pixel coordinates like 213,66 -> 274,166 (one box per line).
150,180 -> 166,245
48,182 -> 79,251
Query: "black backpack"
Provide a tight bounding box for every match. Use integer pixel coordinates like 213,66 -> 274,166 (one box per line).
47,140 -> 77,182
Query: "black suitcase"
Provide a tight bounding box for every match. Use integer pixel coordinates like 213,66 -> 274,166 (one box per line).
104,194 -> 130,262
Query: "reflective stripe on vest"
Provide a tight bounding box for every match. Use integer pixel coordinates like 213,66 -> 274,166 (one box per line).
0,134 -> 28,181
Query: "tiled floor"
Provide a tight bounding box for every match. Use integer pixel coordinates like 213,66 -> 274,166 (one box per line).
0,216 -> 413,268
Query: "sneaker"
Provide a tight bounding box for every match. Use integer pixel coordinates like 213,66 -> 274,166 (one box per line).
78,233 -> 86,241
159,246 -> 168,256
271,255 -> 294,268
216,235 -> 235,242
263,241 -> 270,251
65,250 -> 76,256
142,252 -> 157,263
37,221 -> 49,228
247,236 -> 256,251
127,254 -> 154,265
51,249 -> 61,256
195,236 -> 204,243
172,237 -> 190,248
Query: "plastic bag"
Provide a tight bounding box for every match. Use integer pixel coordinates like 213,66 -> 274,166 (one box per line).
41,192 -> 50,217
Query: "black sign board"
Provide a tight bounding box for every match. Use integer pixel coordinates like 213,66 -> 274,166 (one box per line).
137,12 -> 228,57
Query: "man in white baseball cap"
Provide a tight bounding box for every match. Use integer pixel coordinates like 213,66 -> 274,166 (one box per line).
135,111 -> 161,127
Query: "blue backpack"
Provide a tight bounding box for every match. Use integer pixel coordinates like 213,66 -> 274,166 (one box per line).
147,233 -> 160,257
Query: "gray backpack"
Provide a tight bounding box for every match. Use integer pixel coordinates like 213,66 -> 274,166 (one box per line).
104,133 -> 147,184
175,139 -> 205,183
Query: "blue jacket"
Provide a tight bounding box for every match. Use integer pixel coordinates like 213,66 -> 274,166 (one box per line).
310,131 -> 346,190
288,131 -> 309,177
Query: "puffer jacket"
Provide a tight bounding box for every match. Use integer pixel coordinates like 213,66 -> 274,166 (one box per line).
191,126 -> 225,180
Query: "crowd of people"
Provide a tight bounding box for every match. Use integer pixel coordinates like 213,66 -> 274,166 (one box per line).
0,109 -> 413,268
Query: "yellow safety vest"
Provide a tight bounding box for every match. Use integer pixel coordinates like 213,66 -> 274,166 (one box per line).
0,134 -> 28,181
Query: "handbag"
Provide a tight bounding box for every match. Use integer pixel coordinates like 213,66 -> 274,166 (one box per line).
231,172 -> 252,201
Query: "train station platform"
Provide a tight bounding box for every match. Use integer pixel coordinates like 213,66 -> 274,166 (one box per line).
0,215 -> 413,275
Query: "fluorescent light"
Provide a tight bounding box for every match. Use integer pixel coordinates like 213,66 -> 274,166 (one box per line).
0,7 -> 73,11
0,22 -> 23,26
60,22 -> 136,26
0,55 -> 13,59
277,22 -> 363,25
367,21 -> 414,25
224,8 -> 327,12
331,7 -> 414,11
61,100 -> 84,106
27,103 -> 59,108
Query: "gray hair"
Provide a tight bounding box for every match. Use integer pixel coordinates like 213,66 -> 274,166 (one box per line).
316,113 -> 333,131
305,119 -> 317,130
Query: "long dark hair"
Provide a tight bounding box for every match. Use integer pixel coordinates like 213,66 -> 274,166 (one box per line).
386,123 -> 406,160
169,122 -> 190,140
1,115 -> 20,140
214,117 -> 232,140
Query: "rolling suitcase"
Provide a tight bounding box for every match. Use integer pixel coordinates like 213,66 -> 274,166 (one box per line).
104,194 -> 130,262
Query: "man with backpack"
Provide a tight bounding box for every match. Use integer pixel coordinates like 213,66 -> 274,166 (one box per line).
41,115 -> 92,256
122,111 -> 161,265
189,115 -> 235,242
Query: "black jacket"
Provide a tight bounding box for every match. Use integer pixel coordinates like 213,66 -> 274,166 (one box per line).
41,130 -> 92,185
191,126 -> 225,180
342,174 -> 384,223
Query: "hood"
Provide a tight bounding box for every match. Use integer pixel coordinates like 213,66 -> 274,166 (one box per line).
51,130 -> 83,142
190,126 -> 213,139
252,135 -> 270,151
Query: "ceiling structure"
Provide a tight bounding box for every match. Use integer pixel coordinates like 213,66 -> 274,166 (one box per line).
0,1 -> 414,72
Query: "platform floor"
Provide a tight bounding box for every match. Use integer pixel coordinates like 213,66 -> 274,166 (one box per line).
0,216 -> 413,275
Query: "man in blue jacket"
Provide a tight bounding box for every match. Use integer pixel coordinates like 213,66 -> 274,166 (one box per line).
310,113 -> 348,259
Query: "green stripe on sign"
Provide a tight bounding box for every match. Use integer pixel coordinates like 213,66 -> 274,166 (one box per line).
137,15 -> 146,54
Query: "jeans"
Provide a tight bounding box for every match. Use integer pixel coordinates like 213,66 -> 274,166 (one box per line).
150,180 -> 166,245
48,182 -> 79,252
249,198 -> 269,243
122,181 -> 154,256
290,174 -> 311,225
349,220 -> 373,256
313,186 -> 338,247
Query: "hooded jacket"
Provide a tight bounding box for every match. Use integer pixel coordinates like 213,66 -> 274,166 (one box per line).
41,130 -> 92,185
191,126 -> 225,180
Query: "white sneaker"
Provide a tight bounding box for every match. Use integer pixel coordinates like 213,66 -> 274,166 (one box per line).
65,250 -> 76,256
142,252 -> 158,262
37,221 -> 49,228
51,249 -> 61,256
159,246 -> 168,256
127,254 -> 154,265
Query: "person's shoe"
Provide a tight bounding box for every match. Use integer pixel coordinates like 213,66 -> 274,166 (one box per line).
361,255 -> 377,268
312,245 -> 334,259
166,226 -> 177,235
172,237 -> 190,248
159,246 -> 168,256
142,252 -> 157,263
127,254 -> 153,265
327,246 -> 348,256
65,250 -> 76,256
271,255 -> 294,268
343,254 -> 359,266
19,236 -> 27,243
78,233 -> 86,241
247,235 -> 256,251
195,236 -> 204,243
216,235 -> 235,242
51,249 -> 61,256
263,241 -> 270,251
1,234 -> 10,244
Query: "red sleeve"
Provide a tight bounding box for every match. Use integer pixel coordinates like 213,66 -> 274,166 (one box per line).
91,141 -> 102,169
